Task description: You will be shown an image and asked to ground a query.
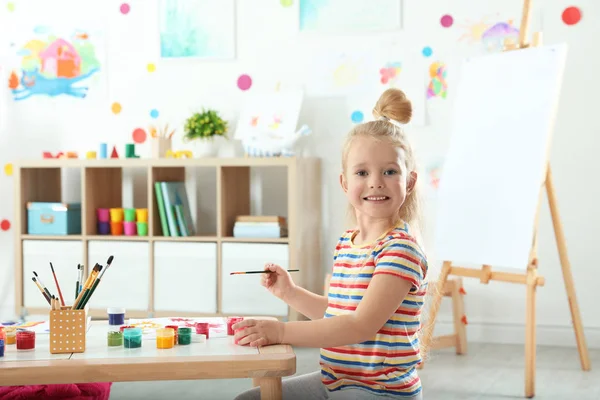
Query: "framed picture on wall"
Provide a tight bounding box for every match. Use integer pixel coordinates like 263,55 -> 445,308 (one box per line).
159,0 -> 236,60
299,0 -> 403,34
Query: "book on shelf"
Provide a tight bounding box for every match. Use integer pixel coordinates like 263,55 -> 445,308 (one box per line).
233,215 -> 287,238
154,181 -> 195,237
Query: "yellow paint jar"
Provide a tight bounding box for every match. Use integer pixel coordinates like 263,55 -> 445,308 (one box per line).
156,328 -> 175,349
5,327 -> 16,345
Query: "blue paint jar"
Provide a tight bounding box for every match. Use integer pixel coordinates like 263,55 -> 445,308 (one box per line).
107,307 -> 126,326
0,339 -> 5,357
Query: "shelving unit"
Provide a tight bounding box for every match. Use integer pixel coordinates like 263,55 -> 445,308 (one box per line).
14,157 -> 322,321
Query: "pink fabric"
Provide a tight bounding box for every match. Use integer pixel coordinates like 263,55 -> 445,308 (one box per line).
0,383 -> 112,400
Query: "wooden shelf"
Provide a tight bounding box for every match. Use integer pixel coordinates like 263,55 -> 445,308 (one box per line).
14,157 -> 322,322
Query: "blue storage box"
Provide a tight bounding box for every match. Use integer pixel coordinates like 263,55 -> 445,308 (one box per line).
27,202 -> 82,235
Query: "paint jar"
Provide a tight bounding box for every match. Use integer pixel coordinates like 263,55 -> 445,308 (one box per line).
234,326 -> 248,345
5,327 -> 16,345
195,322 -> 209,339
165,325 -> 179,344
16,330 -> 35,350
107,307 -> 126,325
136,208 -> 148,223
156,328 -> 175,349
96,208 -> 110,222
123,328 -> 142,348
0,328 -> 5,343
124,208 -> 136,222
137,222 -> 148,236
107,331 -> 123,347
178,327 -> 192,345
109,208 -> 123,222
227,317 -> 243,336
110,221 -> 123,235
124,221 -> 137,236
119,325 -> 135,333
0,339 -> 4,357
97,221 -> 110,235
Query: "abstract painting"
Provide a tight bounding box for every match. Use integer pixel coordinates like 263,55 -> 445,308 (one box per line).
299,0 -> 402,33
159,0 -> 235,59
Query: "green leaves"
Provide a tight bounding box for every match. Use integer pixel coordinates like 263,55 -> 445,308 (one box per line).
184,108 -> 228,141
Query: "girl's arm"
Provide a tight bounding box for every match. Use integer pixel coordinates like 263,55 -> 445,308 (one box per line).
283,285 -> 328,320
282,273 -> 412,347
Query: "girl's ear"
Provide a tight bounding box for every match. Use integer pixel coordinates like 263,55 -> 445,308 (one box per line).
407,171 -> 417,193
339,173 -> 348,193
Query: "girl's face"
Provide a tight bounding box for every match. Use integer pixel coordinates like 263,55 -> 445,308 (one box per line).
340,135 -> 416,222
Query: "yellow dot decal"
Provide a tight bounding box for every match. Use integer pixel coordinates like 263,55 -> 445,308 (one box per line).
147,63 -> 156,73
4,163 -> 13,176
111,102 -> 122,114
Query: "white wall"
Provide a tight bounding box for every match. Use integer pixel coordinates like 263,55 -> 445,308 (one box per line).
0,0 -> 598,349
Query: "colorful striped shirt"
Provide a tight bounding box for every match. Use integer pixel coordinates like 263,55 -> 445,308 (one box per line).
320,221 -> 428,397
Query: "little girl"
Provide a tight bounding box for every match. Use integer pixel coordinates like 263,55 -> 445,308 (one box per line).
233,88 -> 428,400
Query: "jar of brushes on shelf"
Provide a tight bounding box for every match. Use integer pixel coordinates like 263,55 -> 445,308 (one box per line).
183,109 -> 228,158
150,123 -> 174,158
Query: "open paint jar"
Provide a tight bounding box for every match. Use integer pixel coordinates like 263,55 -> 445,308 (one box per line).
178,327 -> 192,345
165,325 -> 179,344
227,317 -> 243,336
156,328 -> 175,349
16,330 -> 35,350
107,307 -> 126,326
123,328 -> 142,348
0,339 -> 4,357
195,322 -> 209,339
107,331 -> 123,347
5,327 -> 16,345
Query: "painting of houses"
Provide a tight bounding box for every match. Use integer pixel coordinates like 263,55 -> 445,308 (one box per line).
39,39 -> 81,78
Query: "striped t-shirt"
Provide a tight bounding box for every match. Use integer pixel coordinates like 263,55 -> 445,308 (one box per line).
320,221 -> 428,397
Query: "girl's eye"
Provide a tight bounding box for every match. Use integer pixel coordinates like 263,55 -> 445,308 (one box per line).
356,170 -> 367,176
384,169 -> 398,175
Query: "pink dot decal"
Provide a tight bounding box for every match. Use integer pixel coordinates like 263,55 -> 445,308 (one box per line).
440,14 -> 453,28
237,74 -> 252,91
120,3 -> 130,14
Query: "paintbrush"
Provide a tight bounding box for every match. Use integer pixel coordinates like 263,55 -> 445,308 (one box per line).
32,277 -> 51,305
229,269 -> 299,275
49,262 -> 65,306
72,264 -> 102,310
33,271 -> 53,299
78,255 -> 114,309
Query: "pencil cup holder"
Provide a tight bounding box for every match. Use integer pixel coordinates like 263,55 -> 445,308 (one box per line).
124,221 -> 137,236
152,137 -> 172,158
96,208 -> 109,222
49,306 -> 87,354
124,208 -> 136,222
137,222 -> 148,236
109,208 -> 123,222
97,221 -> 110,235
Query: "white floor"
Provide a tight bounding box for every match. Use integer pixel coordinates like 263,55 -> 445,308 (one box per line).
109,343 -> 600,399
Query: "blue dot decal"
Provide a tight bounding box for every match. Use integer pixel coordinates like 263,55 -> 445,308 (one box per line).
422,46 -> 433,57
150,109 -> 159,119
351,110 -> 364,123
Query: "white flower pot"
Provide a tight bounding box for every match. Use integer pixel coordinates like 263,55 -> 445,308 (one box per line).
193,139 -> 218,158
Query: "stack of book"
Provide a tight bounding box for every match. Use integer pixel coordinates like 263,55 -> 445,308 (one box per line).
233,215 -> 287,238
154,181 -> 195,237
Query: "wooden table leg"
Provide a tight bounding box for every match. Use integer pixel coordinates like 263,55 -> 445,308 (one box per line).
255,377 -> 282,400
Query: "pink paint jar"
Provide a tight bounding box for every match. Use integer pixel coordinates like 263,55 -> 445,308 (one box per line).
96,208 -> 110,222
123,221 -> 137,236
227,317 -> 243,336
195,322 -> 209,339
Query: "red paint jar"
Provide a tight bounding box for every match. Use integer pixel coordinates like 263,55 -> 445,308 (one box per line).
195,322 -> 209,339
227,317 -> 243,336
119,325 -> 135,332
16,330 -> 35,350
165,325 -> 179,344
0,328 -> 6,342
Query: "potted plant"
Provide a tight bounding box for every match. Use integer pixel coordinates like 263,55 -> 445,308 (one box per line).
183,108 -> 228,157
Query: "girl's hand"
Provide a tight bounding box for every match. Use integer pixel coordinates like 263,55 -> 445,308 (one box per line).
233,319 -> 285,347
261,263 -> 296,301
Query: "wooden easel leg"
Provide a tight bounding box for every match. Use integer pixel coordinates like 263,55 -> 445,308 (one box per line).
421,261 -> 452,358
545,166 -> 591,371
451,278 -> 467,355
525,268 -> 537,398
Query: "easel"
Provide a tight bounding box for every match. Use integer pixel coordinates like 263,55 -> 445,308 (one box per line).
421,0 -> 591,397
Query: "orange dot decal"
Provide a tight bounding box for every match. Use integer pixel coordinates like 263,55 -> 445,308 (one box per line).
132,128 -> 147,144
111,102 -> 122,114
0,219 -> 10,231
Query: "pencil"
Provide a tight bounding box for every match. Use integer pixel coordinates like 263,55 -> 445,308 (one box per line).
49,262 -> 65,307
75,264 -> 81,300
78,255 -> 114,309
32,277 -> 51,305
229,269 -> 299,275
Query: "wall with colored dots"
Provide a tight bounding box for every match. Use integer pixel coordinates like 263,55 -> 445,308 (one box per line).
0,0 -> 599,347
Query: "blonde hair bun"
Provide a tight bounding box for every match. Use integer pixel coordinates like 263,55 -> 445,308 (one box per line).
372,88 -> 412,125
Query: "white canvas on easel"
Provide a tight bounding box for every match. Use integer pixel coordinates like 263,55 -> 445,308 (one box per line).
434,44 -> 567,271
